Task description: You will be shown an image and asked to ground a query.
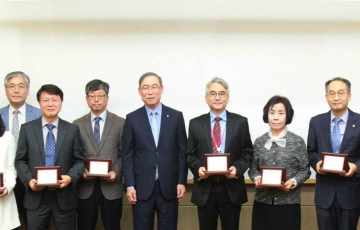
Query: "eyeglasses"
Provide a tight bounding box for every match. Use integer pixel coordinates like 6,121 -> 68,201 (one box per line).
41,98 -> 61,105
6,84 -> 28,92
87,94 -> 107,100
140,85 -> 161,93
208,91 -> 228,99
326,90 -> 348,98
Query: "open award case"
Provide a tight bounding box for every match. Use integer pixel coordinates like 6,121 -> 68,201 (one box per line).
86,159 -> 112,177
204,154 -> 231,175
35,166 -> 62,187
318,152 -> 349,175
257,167 -> 286,188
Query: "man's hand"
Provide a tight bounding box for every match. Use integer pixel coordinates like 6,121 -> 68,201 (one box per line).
177,184 -> 186,201
102,171 -> 116,182
316,160 -> 326,174
225,166 -> 237,179
343,162 -> 358,177
82,169 -> 95,180
0,186 -> 8,197
279,180 -> 295,192
59,175 -> 72,188
29,179 -> 45,191
127,188 -> 137,204
198,167 -> 209,179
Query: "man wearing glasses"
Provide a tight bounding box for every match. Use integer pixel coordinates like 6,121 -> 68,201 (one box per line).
122,72 -> 187,230
186,77 -> 253,230
74,79 -> 125,230
308,77 -> 360,230
0,71 -> 42,229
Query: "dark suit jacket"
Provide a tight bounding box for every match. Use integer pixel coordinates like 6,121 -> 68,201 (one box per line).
15,117 -> 86,211
0,104 -> 42,131
74,111 -> 125,200
307,109 -> 360,209
186,111 -> 253,207
122,104 -> 187,200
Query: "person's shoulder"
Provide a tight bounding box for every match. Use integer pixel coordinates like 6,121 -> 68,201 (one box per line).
126,107 -> 144,117
254,132 -> 269,143
311,111 -> 329,120
0,105 -> 9,113
73,113 -> 90,125
107,111 -> 125,122
1,131 -> 14,142
287,131 -> 304,141
190,113 -> 208,123
227,111 -> 247,120
162,104 -> 183,115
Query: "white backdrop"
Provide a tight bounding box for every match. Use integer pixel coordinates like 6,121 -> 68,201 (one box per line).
1,2 -> 360,179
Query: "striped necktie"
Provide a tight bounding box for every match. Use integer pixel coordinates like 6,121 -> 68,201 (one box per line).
12,110 -> 20,144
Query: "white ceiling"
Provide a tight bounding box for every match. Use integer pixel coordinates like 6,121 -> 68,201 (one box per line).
1,1 -> 360,22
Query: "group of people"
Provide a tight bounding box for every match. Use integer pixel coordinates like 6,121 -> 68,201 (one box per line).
0,71 -> 358,230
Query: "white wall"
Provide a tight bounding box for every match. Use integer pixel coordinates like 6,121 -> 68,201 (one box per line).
1,3 -> 360,179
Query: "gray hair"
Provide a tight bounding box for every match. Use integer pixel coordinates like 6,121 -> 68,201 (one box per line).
139,72 -> 162,87
4,71 -> 30,88
205,77 -> 229,95
325,77 -> 351,93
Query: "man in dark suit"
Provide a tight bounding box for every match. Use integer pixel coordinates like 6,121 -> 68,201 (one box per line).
0,71 -> 42,229
15,84 -> 86,230
74,79 -> 125,230
308,77 -> 360,230
186,77 -> 253,230
122,72 -> 187,230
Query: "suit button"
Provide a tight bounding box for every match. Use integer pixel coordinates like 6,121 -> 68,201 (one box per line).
156,152 -> 158,154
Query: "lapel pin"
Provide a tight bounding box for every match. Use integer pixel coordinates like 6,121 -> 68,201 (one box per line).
167,115 -> 169,117
353,125 -> 356,127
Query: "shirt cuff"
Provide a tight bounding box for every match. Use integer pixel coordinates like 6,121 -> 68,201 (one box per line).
127,186 -> 134,189
290,178 -> 297,189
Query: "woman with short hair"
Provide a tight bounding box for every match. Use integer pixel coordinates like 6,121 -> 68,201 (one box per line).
248,95 -> 310,230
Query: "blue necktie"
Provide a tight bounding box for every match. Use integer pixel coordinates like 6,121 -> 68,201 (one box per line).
45,124 -> 56,166
332,118 -> 342,153
150,111 -> 159,180
94,117 -> 101,148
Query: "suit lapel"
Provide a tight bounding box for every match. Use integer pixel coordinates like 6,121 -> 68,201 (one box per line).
320,112 -> 333,152
138,106 -> 157,148
340,109 -> 358,153
225,111 -> 234,153
158,105 -> 170,148
99,111 -> 115,151
202,113 -> 212,153
55,118 -> 67,163
83,113 -> 98,151
33,118 -> 46,164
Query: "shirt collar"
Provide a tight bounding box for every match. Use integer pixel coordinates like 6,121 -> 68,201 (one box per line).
331,109 -> 349,124
210,110 -> 227,122
10,103 -> 26,115
145,103 -> 162,117
42,117 -> 59,128
91,110 -> 107,122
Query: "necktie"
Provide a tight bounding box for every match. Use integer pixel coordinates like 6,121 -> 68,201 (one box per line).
45,124 -> 56,166
12,110 -> 20,145
151,111 -> 159,147
150,111 -> 159,180
332,118 -> 342,153
212,117 -> 221,153
94,117 -> 101,148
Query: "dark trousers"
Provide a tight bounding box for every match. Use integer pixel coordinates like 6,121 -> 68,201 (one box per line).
77,181 -> 122,230
26,189 -> 76,230
133,180 -> 178,230
252,200 -> 300,230
197,181 -> 241,230
13,177 -> 27,230
316,195 -> 360,230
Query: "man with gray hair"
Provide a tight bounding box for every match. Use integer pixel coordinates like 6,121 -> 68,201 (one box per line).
74,79 -> 125,230
0,71 -> 42,229
187,77 -> 253,230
